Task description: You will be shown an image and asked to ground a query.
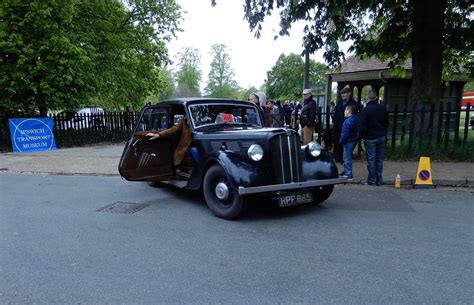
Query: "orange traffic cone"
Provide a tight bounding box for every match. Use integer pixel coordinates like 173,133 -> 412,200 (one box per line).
414,157 -> 435,189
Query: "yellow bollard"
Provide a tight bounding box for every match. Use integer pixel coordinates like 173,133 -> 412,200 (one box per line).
395,174 -> 401,188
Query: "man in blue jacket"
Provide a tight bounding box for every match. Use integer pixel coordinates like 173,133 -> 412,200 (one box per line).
339,105 -> 359,180
359,90 -> 389,186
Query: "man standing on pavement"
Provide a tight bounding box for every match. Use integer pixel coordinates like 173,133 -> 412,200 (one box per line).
333,87 -> 361,163
339,105 -> 359,180
300,88 -> 318,144
359,90 -> 389,186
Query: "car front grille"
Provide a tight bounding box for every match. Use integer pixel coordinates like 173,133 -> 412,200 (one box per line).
269,132 -> 302,184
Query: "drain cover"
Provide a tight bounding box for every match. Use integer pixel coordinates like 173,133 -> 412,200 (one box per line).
96,201 -> 149,214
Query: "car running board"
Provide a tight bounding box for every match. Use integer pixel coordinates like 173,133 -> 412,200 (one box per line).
161,179 -> 188,188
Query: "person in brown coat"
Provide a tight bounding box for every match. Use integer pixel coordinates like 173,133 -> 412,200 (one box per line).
146,117 -> 192,166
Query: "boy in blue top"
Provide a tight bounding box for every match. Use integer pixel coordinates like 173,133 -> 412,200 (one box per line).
339,105 -> 359,180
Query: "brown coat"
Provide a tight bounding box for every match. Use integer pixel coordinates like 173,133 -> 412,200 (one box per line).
158,118 -> 192,166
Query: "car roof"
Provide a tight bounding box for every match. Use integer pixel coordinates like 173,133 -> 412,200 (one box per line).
156,98 -> 252,107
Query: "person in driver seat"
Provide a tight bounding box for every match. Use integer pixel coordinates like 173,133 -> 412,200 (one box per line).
146,117 -> 199,167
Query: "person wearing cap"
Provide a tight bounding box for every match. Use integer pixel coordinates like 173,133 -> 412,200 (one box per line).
333,87 -> 361,163
299,88 -> 318,144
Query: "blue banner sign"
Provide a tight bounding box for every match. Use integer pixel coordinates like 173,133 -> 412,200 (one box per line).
9,118 -> 56,153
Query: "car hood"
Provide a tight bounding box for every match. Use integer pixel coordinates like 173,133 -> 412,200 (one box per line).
194,127 -> 296,141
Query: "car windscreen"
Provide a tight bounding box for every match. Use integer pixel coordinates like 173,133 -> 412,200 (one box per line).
188,103 -> 262,130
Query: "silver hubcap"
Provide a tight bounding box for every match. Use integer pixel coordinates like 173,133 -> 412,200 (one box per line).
215,182 -> 229,201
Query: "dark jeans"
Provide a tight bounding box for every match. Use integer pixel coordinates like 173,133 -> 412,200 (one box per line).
342,140 -> 357,177
364,136 -> 386,185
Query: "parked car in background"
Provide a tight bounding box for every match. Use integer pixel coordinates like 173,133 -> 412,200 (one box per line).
461,92 -> 474,110
118,98 -> 346,219
57,107 -> 106,130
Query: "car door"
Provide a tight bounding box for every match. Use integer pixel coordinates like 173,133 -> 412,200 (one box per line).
118,106 -> 173,181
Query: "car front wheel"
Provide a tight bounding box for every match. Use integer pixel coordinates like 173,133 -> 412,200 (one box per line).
312,185 -> 334,205
203,164 -> 246,220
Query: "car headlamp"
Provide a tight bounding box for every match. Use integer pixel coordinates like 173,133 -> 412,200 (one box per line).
307,141 -> 322,158
247,144 -> 264,161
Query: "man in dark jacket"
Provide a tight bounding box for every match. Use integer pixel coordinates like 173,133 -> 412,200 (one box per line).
300,88 -> 318,144
333,87 -> 361,163
359,90 -> 389,186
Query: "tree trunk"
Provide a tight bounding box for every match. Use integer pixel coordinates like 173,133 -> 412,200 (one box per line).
303,46 -> 310,89
410,0 -> 446,135
36,93 -> 48,116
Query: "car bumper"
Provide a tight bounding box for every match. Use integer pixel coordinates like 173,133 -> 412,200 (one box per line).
238,177 -> 348,195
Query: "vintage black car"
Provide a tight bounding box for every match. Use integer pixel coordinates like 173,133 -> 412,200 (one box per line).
118,98 -> 346,219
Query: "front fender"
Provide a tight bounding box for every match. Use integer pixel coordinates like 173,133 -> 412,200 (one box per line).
210,151 -> 268,188
301,149 -> 339,181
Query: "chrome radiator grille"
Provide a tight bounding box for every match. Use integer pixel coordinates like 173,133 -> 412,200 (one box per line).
269,132 -> 302,184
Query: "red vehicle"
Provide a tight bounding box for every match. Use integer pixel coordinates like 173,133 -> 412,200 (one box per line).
461,92 -> 474,109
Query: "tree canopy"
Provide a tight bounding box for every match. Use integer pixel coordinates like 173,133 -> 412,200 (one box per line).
174,46 -> 202,97
265,53 -> 327,101
230,0 -> 473,107
0,0 -> 182,115
204,44 -> 239,98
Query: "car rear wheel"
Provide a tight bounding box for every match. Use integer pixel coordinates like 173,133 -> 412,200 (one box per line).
312,185 -> 334,205
203,164 -> 246,220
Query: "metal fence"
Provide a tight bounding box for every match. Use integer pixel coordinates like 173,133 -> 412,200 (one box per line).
1,104 -> 473,160
309,102 -> 473,161
1,111 -> 137,151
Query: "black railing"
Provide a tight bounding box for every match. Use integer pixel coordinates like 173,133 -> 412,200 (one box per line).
306,102 -> 473,161
1,112 -> 137,151
1,104 -> 473,160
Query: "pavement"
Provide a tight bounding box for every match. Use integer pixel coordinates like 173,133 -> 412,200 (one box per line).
0,143 -> 473,187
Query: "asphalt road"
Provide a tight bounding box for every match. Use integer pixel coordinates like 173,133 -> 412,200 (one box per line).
0,173 -> 472,304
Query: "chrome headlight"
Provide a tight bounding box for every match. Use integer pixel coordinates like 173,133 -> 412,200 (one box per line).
307,141 -> 322,157
247,144 -> 264,161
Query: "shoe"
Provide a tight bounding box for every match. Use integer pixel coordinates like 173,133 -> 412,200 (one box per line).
362,181 -> 377,186
340,174 -> 354,181
339,171 -> 346,176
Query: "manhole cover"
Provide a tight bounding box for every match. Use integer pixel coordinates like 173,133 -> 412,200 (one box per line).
96,201 -> 149,214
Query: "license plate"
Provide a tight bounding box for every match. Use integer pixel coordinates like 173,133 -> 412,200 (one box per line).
278,191 -> 313,207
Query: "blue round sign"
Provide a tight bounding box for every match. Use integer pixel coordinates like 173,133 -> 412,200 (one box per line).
9,118 -> 56,153
418,169 -> 430,181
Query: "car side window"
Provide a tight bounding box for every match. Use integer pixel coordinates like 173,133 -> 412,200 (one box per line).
136,108 -> 168,132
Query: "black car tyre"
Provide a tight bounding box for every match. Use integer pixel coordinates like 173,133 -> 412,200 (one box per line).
312,185 -> 334,205
203,164 -> 246,220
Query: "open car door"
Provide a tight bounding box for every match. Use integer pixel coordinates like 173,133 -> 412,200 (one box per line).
118,106 -> 173,181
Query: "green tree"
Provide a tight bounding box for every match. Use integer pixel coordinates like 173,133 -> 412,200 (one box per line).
227,0 -> 472,110
239,86 -> 258,101
204,44 -> 239,98
464,81 -> 474,92
0,0 -> 182,115
175,47 -> 202,97
265,53 -> 327,101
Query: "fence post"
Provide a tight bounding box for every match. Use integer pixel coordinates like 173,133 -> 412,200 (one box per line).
400,106 -> 408,147
427,104 -> 435,150
316,106 -> 322,143
418,105 -> 426,153
454,103 -> 461,145
436,105 -> 443,148
391,104 -> 399,150
408,103 -> 416,156
444,102 -> 451,158
463,103 -> 471,159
